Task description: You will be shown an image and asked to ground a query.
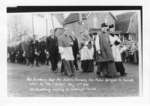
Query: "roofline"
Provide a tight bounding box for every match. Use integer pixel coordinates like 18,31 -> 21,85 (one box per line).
63,17 -> 87,25
109,12 -> 118,22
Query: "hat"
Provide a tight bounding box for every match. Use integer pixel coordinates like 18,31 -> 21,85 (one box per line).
109,24 -> 114,28
101,23 -> 108,27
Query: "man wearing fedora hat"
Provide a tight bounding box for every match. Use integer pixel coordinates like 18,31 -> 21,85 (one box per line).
95,23 -> 117,78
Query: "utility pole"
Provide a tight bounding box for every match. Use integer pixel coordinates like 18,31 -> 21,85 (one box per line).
32,13 -> 35,40
51,13 -> 54,30
50,13 -> 55,36
46,15 -> 48,36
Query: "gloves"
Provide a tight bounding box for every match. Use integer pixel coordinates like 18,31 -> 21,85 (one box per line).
114,41 -> 120,46
97,50 -> 101,55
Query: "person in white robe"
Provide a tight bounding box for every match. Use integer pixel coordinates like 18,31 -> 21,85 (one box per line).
80,30 -> 94,72
109,33 -> 127,76
58,29 -> 75,77
80,40 -> 94,72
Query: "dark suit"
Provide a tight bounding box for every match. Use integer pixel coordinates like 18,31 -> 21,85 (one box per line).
72,38 -> 79,70
46,35 -> 59,71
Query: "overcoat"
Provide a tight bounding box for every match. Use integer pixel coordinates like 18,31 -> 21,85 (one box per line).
96,32 -> 114,63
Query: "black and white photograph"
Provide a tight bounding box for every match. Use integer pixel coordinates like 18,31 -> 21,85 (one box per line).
6,6 -> 142,97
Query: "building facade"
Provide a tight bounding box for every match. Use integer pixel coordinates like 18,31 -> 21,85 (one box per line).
63,12 -> 116,42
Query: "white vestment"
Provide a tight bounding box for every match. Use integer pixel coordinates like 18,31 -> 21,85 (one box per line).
59,46 -> 74,60
80,45 -> 94,61
95,34 -> 100,51
109,35 -> 122,62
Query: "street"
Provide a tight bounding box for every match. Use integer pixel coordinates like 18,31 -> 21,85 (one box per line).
7,62 -> 139,97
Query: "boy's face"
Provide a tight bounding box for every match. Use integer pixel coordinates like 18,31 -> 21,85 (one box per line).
101,27 -> 108,33
109,27 -> 114,32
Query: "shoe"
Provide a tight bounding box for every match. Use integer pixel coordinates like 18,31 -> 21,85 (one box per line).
69,74 -> 75,77
105,74 -> 118,78
53,70 -> 58,73
121,73 -> 127,77
105,75 -> 113,78
36,65 -> 39,67
76,67 -> 79,71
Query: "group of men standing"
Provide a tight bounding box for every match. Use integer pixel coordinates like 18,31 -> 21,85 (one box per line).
95,23 -> 127,78
46,22 -> 127,78
8,22 -> 128,78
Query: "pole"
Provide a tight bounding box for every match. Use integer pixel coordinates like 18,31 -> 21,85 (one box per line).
87,12 -> 90,31
51,13 -> 54,30
32,13 -> 35,40
79,13 -> 82,22
50,13 -> 55,36
46,15 -> 48,36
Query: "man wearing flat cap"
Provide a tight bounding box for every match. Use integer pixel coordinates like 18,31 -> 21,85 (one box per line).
95,23 -> 117,78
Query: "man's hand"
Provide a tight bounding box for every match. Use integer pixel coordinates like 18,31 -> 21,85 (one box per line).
97,50 -> 101,55
70,42 -> 73,46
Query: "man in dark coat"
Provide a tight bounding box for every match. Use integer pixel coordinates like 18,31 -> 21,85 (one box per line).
46,30 -> 59,72
28,40 -> 35,66
95,23 -> 117,78
39,40 -> 47,65
72,37 -> 79,71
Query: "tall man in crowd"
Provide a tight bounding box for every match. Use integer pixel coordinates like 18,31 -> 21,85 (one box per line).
28,39 -> 35,67
71,33 -> 79,71
46,29 -> 59,72
95,23 -> 117,78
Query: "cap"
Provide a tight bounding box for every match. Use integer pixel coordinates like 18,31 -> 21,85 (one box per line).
101,23 -> 108,27
109,24 -> 114,28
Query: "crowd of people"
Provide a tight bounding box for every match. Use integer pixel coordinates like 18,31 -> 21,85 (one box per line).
8,22 -> 130,78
